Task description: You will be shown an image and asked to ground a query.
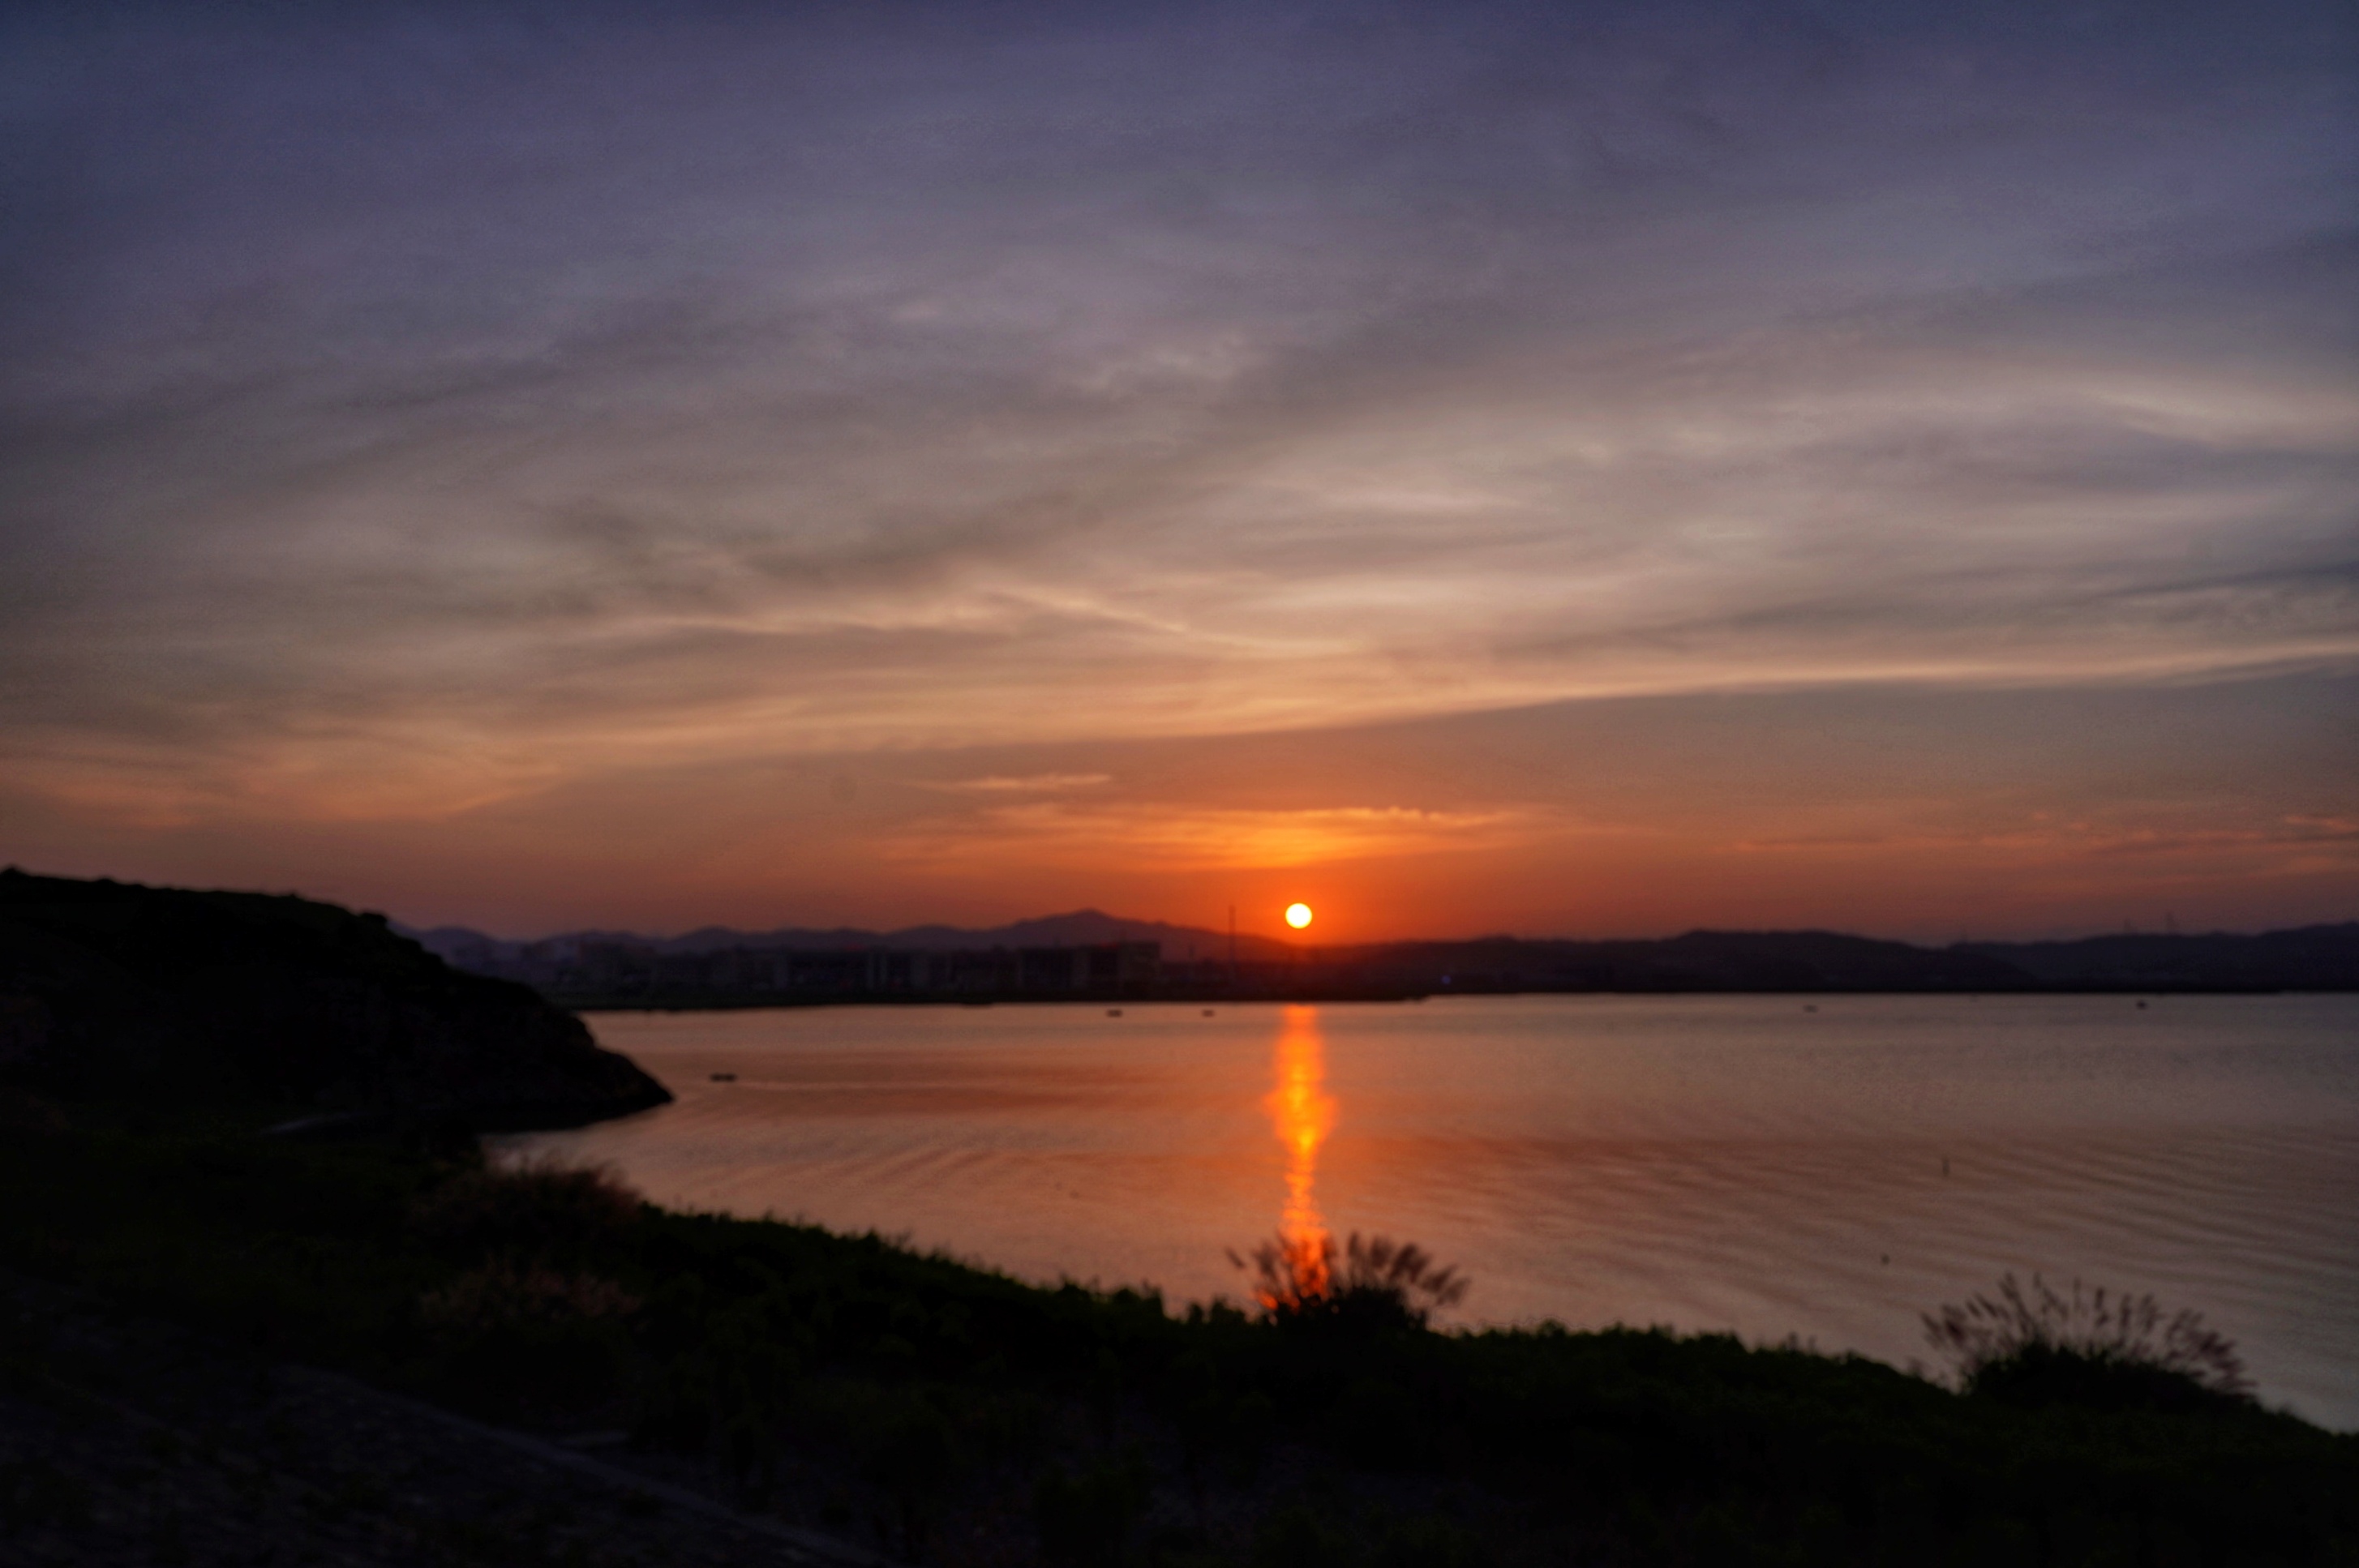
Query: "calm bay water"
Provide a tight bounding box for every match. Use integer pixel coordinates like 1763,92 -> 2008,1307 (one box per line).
499,995 -> 2359,1427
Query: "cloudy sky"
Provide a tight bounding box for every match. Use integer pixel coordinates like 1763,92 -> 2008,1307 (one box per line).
2,0 -> 2353,940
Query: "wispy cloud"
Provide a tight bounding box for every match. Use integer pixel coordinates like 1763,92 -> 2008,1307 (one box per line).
889,802 -> 1549,871
928,773 -> 1114,795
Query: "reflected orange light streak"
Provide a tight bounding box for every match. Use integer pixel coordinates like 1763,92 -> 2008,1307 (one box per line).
1266,1004 -> 1335,1297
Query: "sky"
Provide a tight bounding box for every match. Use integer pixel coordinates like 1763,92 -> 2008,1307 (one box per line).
2,0 -> 2353,943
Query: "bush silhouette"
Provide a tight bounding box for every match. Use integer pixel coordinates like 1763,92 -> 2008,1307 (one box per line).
1252,1503 -> 1354,1568
417,1257 -> 639,1407
1923,1272 -> 2253,1412
1036,1457 -> 1150,1568
412,1157 -> 642,1264
1228,1232 -> 1467,1332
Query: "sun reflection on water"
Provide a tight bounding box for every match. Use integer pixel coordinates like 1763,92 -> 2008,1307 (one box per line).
1267,1004 -> 1336,1296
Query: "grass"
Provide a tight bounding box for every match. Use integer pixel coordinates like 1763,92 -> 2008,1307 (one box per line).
2,1096 -> 2354,1566
1227,1233 -> 1469,1333
1924,1273 -> 2257,1415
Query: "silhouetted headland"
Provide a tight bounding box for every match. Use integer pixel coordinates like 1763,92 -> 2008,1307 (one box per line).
407,907 -> 2359,1009
0,868 -> 669,1132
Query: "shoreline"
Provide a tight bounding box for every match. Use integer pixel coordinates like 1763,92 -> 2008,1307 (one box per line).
551,982 -> 2314,1011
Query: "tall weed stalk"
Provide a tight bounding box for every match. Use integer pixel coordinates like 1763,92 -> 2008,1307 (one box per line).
1923,1272 -> 2251,1403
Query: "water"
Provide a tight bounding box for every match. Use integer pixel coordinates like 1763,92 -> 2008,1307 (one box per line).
499,995 -> 2359,1427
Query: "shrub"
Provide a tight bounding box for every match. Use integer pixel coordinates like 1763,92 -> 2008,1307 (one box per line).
1229,1232 -> 1468,1332
418,1259 -> 641,1330
1036,1457 -> 1151,1568
418,1259 -> 640,1408
1252,1503 -> 1355,1568
411,1157 -> 641,1263
851,1389 -> 962,1557
1922,1273 -> 2253,1412
0,1458 -> 93,1531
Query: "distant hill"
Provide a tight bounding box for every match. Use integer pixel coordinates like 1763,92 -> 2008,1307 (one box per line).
1962,924 -> 2359,991
1317,925 -> 2357,992
400,910 -> 2359,996
1334,929 -> 2036,993
402,907 -> 1288,965
1,869 -> 670,1129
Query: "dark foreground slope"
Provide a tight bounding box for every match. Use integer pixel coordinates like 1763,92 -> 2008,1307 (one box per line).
3,1115 -> 2353,1568
0,868 -> 668,1131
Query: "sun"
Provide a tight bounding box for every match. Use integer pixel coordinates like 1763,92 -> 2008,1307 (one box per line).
1285,902 -> 1314,930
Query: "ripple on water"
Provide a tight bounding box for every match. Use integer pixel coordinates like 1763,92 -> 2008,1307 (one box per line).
497,995 -> 2359,1427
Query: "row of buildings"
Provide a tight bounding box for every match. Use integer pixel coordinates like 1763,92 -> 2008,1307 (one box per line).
467,939 -> 1171,1000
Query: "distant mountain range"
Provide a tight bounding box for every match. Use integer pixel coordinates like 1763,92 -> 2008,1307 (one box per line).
398,911 -> 2359,993
400,908 -> 1288,965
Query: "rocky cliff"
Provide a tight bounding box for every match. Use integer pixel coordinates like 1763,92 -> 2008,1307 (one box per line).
0,869 -> 670,1131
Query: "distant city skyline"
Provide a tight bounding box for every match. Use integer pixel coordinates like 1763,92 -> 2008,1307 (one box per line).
401,890 -> 2334,952
3,1 -> 2353,943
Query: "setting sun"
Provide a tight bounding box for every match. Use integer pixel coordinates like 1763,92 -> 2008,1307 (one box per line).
1285,902 -> 1314,929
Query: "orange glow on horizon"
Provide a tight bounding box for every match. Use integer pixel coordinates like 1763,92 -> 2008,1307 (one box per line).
1265,1004 -> 1335,1298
